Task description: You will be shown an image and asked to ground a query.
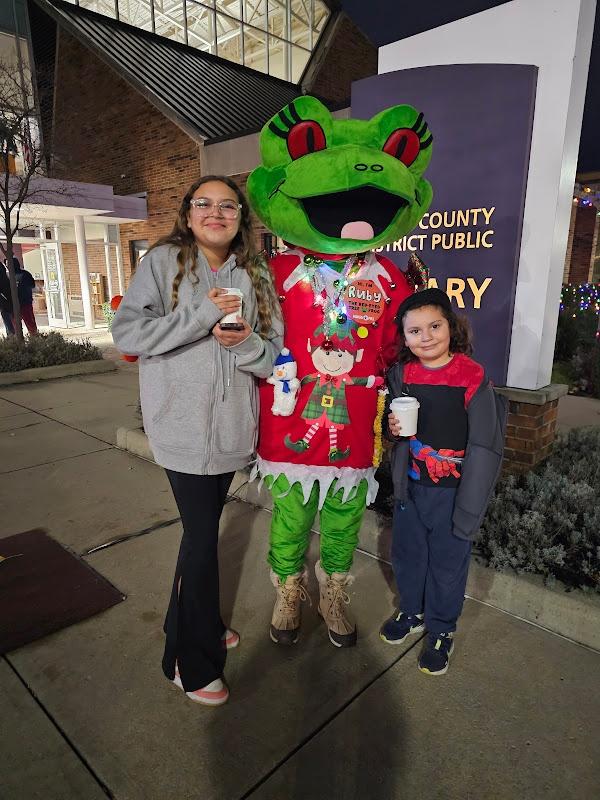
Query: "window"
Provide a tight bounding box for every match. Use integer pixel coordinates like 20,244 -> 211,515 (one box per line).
65,0 -> 329,81
130,240 -> 149,273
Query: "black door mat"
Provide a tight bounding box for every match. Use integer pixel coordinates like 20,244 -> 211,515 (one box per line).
0,529 -> 125,654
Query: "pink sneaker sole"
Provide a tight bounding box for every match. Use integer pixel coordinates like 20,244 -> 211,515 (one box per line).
173,674 -> 229,706
222,629 -> 240,650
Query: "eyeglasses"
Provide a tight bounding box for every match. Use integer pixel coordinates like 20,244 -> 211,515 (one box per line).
189,198 -> 242,219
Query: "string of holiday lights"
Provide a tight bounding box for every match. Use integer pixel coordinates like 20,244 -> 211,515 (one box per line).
573,182 -> 600,212
560,283 -> 600,316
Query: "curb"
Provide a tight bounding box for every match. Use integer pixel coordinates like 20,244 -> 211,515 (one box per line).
0,359 -> 116,385
116,426 -> 154,460
116,426 -> 600,651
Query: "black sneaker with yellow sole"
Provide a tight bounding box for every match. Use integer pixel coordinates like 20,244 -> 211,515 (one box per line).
418,632 -> 454,675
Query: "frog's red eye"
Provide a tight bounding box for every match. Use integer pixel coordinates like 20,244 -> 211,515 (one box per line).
383,129 -> 421,166
287,121 -> 326,160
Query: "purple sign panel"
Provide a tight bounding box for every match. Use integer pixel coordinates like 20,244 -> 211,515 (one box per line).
352,64 -> 537,385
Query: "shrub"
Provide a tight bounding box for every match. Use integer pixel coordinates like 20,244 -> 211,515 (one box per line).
478,427 -> 600,592
554,284 -> 599,395
102,301 -> 116,330
573,340 -> 600,398
554,312 -> 582,362
591,342 -> 600,397
551,360 -> 575,387
0,331 -> 103,373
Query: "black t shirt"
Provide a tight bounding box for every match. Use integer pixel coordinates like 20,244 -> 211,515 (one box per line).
400,354 -> 484,488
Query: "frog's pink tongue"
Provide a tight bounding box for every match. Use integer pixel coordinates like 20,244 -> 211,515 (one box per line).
340,221 -> 374,240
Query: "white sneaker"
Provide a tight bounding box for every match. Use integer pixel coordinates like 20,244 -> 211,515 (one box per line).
222,629 -> 240,649
173,668 -> 229,706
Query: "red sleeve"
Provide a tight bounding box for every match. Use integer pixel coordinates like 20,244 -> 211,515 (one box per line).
377,254 -> 412,370
269,252 -> 300,296
462,358 -> 485,406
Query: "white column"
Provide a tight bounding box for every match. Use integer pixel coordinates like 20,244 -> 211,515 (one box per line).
115,238 -> 125,295
53,223 -> 70,327
103,225 -> 114,300
73,215 -> 94,329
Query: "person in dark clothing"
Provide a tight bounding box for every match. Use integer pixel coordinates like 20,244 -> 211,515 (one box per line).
379,288 -> 506,675
0,264 -> 14,335
4,257 -> 38,335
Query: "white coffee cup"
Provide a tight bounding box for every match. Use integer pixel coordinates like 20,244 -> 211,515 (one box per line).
389,396 -> 420,437
219,287 -> 244,329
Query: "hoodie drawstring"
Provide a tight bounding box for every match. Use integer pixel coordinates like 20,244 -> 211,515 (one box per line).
203,256 -> 237,401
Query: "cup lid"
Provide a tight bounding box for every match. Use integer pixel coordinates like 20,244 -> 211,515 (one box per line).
391,396 -> 420,408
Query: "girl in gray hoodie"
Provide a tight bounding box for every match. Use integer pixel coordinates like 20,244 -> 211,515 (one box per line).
112,176 -> 283,705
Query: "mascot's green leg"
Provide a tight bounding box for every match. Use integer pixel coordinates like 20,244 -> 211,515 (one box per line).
315,480 -> 369,648
267,475 -> 319,645
267,475 -> 319,578
319,480 -> 369,574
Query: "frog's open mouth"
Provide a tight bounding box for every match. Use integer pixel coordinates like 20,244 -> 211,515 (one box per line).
300,186 -> 409,240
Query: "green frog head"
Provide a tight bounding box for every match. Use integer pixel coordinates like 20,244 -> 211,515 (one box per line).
247,96 -> 433,255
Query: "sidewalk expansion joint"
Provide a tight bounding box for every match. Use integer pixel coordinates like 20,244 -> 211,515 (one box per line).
0,395 -> 132,448
83,484 -> 250,556
239,635 -> 424,800
84,517 -> 182,555
3,447 -> 112,475
2,655 -> 115,799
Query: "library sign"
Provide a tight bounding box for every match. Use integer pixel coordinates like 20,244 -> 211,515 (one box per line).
352,63 -> 538,385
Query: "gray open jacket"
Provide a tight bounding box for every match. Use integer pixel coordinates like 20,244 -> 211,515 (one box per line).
112,244 -> 283,475
384,362 -> 508,541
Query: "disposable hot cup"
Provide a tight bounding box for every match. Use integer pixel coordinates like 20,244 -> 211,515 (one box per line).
389,396 -> 420,437
219,287 -> 244,330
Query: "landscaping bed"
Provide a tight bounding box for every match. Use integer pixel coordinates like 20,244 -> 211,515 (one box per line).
0,331 -> 103,373
0,332 -> 114,385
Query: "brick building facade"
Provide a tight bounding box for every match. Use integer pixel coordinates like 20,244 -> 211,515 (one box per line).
51,32 -> 204,283
564,204 -> 599,284
37,10 -> 376,290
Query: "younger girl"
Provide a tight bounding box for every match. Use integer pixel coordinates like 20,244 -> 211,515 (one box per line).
112,176 -> 282,704
380,288 -> 506,675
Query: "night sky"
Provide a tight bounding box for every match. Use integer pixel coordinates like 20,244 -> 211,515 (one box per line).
337,0 -> 599,172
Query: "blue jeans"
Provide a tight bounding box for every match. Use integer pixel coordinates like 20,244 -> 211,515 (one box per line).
391,482 -> 471,634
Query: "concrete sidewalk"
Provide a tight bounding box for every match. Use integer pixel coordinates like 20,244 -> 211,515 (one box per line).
1,369 -> 599,800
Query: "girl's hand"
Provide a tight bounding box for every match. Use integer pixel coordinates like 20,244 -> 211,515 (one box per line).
212,318 -> 252,348
388,412 -> 402,437
208,287 -> 242,315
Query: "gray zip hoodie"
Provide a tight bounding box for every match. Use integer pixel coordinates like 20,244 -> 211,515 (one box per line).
112,244 -> 283,475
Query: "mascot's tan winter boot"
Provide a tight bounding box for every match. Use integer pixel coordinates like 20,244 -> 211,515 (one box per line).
315,560 -> 357,648
270,569 -> 308,645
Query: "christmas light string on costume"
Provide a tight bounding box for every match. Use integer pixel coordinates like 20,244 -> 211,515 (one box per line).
307,253 -> 360,342
283,251 -> 399,344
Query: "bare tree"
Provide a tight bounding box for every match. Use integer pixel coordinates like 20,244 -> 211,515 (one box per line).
0,53 -> 40,341
0,46 -> 70,342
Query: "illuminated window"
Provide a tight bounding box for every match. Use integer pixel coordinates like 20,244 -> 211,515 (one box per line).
65,0 -> 329,81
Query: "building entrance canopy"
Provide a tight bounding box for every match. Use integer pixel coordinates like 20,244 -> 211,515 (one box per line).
3,175 -> 147,330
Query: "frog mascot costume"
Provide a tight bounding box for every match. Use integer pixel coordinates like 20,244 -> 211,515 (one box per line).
247,96 -> 433,647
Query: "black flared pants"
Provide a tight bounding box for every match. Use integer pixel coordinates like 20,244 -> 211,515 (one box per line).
162,469 -> 234,692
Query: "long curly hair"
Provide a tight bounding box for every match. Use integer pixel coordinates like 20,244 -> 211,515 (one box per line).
148,175 -> 280,338
395,300 -> 473,363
